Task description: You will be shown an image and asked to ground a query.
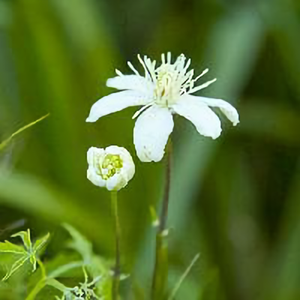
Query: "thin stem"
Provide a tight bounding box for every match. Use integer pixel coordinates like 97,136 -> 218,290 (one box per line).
151,141 -> 173,300
159,141 -> 172,233
167,253 -> 200,300
25,259 -> 47,300
111,191 -> 121,300
37,258 -> 46,279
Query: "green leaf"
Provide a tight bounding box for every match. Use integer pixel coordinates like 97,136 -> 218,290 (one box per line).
1,229 -> 50,281
63,223 -> 92,263
149,206 -> 159,227
33,232 -> 50,253
0,240 -> 26,254
29,255 -> 37,272
48,261 -> 83,279
25,279 -> 47,300
46,278 -> 69,293
63,224 -> 112,298
11,229 -> 32,251
0,170 -> 103,244
0,114 -> 50,151
168,253 -> 200,300
2,254 -> 29,281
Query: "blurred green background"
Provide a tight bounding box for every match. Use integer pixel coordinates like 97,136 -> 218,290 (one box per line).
1,0 -> 300,299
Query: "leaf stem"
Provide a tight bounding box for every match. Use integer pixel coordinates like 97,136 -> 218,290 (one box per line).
151,140 -> 173,300
111,191 -> 121,300
37,258 -> 46,279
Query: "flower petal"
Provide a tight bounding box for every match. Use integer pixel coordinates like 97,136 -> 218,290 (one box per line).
198,96 -> 239,126
134,105 -> 174,162
106,75 -> 151,92
86,90 -> 151,122
106,174 -> 127,191
105,145 -> 135,181
87,147 -> 104,166
172,95 -> 222,139
87,167 -> 106,187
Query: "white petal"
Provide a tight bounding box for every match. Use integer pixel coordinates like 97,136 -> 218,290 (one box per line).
105,145 -> 135,181
121,160 -> 135,182
87,147 -> 104,166
198,96 -> 239,126
87,167 -> 105,187
105,145 -> 130,156
86,90 -> 151,122
134,105 -> 174,162
106,174 -> 127,191
106,75 -> 150,92
172,95 -> 222,139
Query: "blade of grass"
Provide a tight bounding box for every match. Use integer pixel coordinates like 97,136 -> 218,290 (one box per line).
168,254 -> 200,300
0,114 -> 49,151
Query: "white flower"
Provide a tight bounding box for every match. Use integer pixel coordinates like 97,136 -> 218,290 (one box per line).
86,52 -> 239,162
87,146 -> 135,191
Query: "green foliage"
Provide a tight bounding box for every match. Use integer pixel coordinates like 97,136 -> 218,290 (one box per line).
1,0 -> 300,299
0,229 -> 49,281
53,268 -> 102,300
63,224 -> 112,299
24,224 -> 111,300
0,224 -> 112,299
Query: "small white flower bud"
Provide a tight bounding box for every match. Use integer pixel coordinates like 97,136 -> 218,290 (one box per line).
87,146 -> 135,191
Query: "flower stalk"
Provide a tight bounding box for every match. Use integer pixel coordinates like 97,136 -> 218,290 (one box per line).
151,140 -> 172,300
111,191 -> 121,300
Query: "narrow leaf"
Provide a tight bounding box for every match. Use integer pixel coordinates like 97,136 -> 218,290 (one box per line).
25,278 -> 46,300
168,253 -> 200,300
0,240 -> 26,254
149,206 -> 159,227
2,254 -> 29,281
0,114 -> 50,151
63,223 -> 92,263
30,254 -> 37,272
11,229 -> 32,250
46,278 -> 69,293
48,261 -> 83,279
33,232 -> 50,253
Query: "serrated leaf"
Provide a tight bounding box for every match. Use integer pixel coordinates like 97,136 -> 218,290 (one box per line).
33,232 -> 50,253
0,240 -> 26,254
11,229 -> 32,251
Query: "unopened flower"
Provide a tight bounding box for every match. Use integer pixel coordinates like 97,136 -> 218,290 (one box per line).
87,146 -> 135,191
86,53 -> 239,162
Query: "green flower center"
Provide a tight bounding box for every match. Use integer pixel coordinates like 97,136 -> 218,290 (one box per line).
100,154 -> 123,180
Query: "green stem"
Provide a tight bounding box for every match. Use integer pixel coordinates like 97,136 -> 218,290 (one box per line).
111,191 -> 121,300
37,258 -> 46,279
151,141 -> 173,300
25,259 -> 46,300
